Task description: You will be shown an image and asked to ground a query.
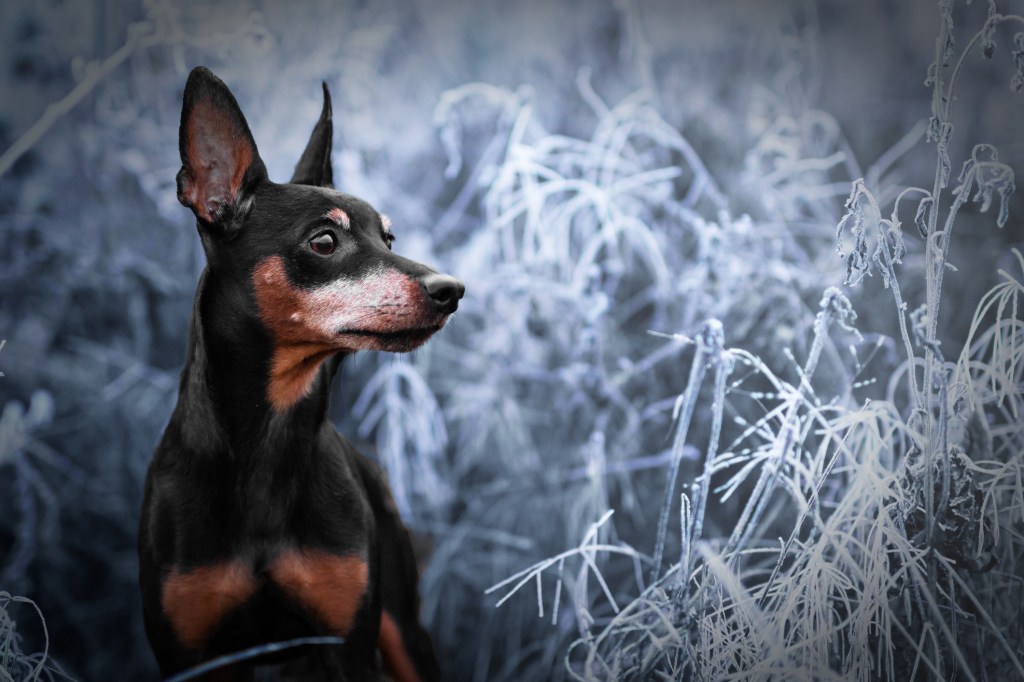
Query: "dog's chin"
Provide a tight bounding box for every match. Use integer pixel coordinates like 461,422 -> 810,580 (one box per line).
337,325 -> 443,353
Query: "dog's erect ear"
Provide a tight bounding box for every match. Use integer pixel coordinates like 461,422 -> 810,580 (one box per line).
289,82 -> 333,188
176,66 -> 267,226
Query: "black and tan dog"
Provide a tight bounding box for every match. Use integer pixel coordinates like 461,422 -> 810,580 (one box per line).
139,66 -> 459,681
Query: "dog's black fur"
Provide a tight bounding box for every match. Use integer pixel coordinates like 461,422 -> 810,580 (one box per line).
138,66 -> 459,681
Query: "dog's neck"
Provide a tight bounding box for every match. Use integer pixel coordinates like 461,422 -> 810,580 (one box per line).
171,268 -> 344,458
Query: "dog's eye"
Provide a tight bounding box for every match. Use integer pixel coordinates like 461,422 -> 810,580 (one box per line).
384,232 -> 396,250
309,232 -> 337,256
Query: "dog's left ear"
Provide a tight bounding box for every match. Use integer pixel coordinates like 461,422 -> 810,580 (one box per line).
177,66 -> 267,228
289,82 -> 334,188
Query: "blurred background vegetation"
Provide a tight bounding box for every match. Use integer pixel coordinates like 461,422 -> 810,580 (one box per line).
1,0 -> 1022,679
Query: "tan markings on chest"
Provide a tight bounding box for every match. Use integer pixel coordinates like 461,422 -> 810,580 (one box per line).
161,561 -> 257,652
269,549 -> 369,636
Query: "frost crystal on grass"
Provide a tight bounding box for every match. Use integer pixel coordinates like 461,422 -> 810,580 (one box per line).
836,182 -> 874,286
954,144 -> 1015,228
913,195 -> 932,237
835,180 -> 908,288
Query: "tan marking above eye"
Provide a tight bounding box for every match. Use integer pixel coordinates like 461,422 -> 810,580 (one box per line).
325,207 -> 350,228
269,549 -> 369,636
161,561 -> 257,653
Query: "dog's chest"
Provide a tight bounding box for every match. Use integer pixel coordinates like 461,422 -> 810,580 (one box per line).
160,546 -> 370,654
168,436 -> 369,549
153,442 -> 374,654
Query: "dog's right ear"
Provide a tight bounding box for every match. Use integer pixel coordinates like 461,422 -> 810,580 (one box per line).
177,66 -> 267,228
289,82 -> 333,188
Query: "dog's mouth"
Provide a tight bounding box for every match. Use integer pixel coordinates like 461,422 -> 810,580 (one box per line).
336,324 -> 443,351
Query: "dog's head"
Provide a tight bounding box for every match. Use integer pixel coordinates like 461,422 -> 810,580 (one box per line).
176,67 -> 463,410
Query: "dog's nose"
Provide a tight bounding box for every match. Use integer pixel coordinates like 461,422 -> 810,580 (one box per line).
420,273 -> 465,314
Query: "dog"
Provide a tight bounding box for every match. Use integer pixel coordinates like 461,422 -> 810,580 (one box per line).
138,66 -> 460,681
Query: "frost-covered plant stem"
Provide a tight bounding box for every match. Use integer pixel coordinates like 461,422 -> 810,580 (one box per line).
883,186 -> 929,410
651,320 -> 723,582
680,345 -> 733,588
723,288 -> 853,566
918,3 -> 1022,593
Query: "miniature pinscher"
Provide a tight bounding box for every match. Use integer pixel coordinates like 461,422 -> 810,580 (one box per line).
139,66 -> 460,681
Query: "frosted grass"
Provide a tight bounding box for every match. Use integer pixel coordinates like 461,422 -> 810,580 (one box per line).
485,1 -> 1024,679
